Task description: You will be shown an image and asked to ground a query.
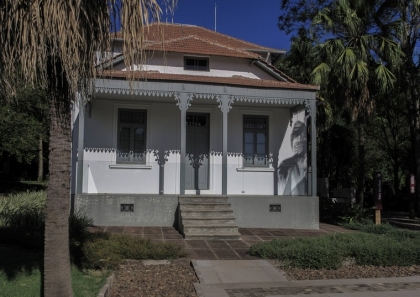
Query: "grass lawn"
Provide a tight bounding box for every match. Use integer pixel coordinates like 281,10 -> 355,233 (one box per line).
0,244 -> 109,297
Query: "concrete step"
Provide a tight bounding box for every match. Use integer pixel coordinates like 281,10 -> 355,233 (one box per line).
179,196 -> 229,203
180,209 -> 234,217
183,224 -> 239,234
178,195 -> 240,240
180,203 -> 232,210
184,231 -> 241,241
182,216 -> 236,225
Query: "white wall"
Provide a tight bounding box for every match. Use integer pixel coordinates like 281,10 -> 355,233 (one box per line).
113,52 -> 276,80
81,97 -> 292,195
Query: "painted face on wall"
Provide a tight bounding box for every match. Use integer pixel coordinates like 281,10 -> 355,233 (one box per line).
290,121 -> 307,158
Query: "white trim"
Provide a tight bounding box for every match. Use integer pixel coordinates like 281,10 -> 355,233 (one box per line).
113,103 -> 151,163
236,167 -> 275,172
109,164 -> 152,169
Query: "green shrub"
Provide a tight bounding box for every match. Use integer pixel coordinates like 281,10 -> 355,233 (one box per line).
0,191 -> 46,230
248,232 -> 420,269
81,233 -> 187,269
0,191 -> 95,252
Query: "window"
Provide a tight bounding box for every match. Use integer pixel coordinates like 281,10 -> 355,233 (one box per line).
117,109 -> 147,164
184,56 -> 209,71
243,115 -> 268,167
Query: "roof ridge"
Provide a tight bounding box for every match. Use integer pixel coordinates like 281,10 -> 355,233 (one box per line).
143,23 -> 282,52
187,35 -> 259,58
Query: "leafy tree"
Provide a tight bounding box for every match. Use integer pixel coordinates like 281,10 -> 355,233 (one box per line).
0,1 -> 174,296
310,0 -> 402,204
0,87 -> 49,181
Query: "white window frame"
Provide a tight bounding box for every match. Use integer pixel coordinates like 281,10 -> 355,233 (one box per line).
112,103 -> 151,167
239,109 -> 274,169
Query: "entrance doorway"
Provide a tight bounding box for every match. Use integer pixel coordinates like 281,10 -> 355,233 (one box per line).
185,113 -> 210,191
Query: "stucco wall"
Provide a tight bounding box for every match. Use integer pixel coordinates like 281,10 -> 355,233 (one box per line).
80,98 -> 291,195
74,194 -> 319,229
228,195 -> 319,229
74,194 -> 179,226
113,52 -> 276,80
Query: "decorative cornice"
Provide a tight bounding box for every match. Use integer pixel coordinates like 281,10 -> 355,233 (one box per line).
233,95 -> 307,105
210,151 -> 223,156
193,93 -> 217,100
95,86 -> 314,108
96,87 -> 174,97
84,148 -> 116,153
227,152 -> 244,157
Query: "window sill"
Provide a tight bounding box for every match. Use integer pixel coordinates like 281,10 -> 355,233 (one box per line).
109,164 -> 152,169
236,167 -> 275,172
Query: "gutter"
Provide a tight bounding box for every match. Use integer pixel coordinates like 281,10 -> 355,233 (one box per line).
254,60 -> 291,82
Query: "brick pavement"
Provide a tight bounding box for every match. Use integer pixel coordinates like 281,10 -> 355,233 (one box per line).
88,223 -> 354,260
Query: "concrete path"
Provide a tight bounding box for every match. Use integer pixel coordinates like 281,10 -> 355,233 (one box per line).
192,260 -> 420,297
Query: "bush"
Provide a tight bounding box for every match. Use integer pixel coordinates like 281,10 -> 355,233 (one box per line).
248,232 -> 420,269
0,191 -> 94,252
0,191 -> 46,230
319,197 -> 373,224
81,233 -> 187,270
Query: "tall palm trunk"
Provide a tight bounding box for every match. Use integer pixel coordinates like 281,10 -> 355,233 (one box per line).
357,115 -> 365,205
44,100 -> 73,297
37,135 -> 43,182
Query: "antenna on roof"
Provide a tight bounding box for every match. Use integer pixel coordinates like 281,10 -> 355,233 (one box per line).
214,3 -> 217,32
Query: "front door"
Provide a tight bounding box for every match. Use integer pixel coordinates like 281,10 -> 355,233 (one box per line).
185,113 -> 210,190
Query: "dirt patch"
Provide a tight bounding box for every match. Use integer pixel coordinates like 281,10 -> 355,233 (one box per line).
108,257 -> 420,296
283,264 -> 420,280
110,258 -> 198,297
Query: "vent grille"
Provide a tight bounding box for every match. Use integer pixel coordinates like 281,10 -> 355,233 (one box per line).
269,204 -> 281,212
120,204 -> 134,212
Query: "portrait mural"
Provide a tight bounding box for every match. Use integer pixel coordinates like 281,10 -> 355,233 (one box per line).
278,110 -> 307,195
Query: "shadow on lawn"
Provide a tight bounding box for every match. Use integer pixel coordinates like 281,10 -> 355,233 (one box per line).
0,242 -> 43,280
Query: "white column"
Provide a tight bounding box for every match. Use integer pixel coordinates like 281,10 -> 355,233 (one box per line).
310,100 -> 317,197
76,94 -> 85,194
217,94 -> 233,195
175,93 -> 192,195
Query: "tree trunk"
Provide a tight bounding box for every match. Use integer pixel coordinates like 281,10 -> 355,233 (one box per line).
37,135 -> 43,182
43,100 -> 73,297
357,116 -> 365,205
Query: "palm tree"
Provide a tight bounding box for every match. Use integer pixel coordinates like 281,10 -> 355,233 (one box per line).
310,0 -> 402,204
0,1 -> 173,296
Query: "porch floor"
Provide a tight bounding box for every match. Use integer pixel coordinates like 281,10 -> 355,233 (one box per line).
87,223 -> 355,260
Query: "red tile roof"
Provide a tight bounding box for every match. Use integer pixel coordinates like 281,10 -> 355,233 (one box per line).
98,70 -> 319,91
114,23 -> 282,56
142,35 -> 260,59
107,23 -> 318,90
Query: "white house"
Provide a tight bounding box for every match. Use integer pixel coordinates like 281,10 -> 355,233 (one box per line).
71,23 -> 319,235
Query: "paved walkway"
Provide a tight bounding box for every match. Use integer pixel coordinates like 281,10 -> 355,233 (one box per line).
88,223 -> 355,260
93,224 -> 420,296
192,260 -> 420,297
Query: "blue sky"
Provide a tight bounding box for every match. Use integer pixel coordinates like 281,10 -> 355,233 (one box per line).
165,0 -> 291,50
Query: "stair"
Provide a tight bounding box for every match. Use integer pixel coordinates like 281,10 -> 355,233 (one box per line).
178,195 -> 241,240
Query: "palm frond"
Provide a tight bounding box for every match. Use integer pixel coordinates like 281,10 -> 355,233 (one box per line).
311,62 -> 331,86
374,63 -> 396,93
